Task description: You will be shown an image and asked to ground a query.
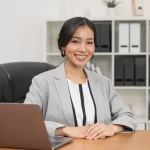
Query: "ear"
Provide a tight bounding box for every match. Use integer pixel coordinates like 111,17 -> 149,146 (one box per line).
61,47 -> 65,51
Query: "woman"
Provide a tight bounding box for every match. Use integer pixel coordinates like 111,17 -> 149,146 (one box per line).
24,17 -> 136,140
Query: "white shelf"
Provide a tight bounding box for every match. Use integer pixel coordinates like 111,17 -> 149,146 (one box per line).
111,17 -> 148,21
94,52 -> 112,56
92,17 -> 148,22
115,86 -> 146,90
114,53 -> 147,55
45,17 -> 149,22
47,52 -> 112,56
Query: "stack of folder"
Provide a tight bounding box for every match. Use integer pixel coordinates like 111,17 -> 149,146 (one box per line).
118,23 -> 141,53
115,56 -> 146,86
93,22 -> 112,53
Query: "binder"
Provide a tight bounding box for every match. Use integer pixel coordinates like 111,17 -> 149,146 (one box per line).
94,23 -> 111,52
94,23 -> 101,52
115,56 -> 124,86
135,56 -> 146,86
99,24 -> 111,52
130,23 -> 141,53
124,56 -> 134,86
118,23 -> 129,53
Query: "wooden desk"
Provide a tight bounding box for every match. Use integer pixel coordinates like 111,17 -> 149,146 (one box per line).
1,131 -> 150,150
59,130 -> 150,150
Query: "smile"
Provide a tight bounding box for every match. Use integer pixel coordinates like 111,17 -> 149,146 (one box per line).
75,54 -> 87,60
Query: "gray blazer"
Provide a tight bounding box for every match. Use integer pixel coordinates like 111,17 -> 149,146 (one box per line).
24,62 -> 136,137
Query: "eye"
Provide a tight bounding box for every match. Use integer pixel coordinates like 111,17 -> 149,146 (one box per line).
72,40 -> 79,44
87,41 -> 93,44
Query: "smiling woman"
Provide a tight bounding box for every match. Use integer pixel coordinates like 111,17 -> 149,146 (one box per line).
24,17 -> 136,140
63,26 -> 95,69
58,17 -> 96,83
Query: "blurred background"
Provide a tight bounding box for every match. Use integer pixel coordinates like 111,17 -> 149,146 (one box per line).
0,0 -> 150,63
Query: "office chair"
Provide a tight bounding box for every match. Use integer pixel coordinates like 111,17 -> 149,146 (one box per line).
0,62 -> 55,103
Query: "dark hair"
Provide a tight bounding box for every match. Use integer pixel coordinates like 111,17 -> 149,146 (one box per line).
58,17 -> 97,57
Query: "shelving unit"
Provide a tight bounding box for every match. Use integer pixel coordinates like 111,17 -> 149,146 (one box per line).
44,17 -> 150,130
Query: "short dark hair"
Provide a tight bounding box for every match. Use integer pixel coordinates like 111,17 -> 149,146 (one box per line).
58,17 -> 96,57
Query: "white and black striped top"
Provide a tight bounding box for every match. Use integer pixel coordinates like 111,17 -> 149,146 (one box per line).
67,79 -> 97,126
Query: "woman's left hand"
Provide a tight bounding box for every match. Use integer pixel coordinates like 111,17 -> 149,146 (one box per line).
85,123 -> 118,140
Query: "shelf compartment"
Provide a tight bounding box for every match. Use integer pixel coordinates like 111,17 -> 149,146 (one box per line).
92,55 -> 112,80
114,20 -> 146,53
116,89 -> 146,119
136,122 -> 146,130
46,55 -> 65,66
114,55 -> 146,86
93,21 -> 112,53
46,21 -> 64,53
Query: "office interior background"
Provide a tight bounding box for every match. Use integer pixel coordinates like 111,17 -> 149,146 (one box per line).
1,0 -> 150,130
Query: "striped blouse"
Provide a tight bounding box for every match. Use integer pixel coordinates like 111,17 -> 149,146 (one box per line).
67,79 -> 97,126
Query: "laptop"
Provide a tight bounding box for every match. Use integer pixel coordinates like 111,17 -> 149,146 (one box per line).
0,103 -> 73,150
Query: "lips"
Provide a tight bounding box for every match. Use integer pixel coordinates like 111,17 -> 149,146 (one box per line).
75,54 -> 87,61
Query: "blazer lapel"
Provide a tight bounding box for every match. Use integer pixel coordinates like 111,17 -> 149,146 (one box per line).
85,68 -> 104,123
53,62 -> 75,126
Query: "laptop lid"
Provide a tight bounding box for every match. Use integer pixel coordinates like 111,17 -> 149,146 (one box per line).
0,103 -> 52,150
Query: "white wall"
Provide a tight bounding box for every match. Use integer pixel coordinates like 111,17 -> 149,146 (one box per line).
0,0 -> 150,63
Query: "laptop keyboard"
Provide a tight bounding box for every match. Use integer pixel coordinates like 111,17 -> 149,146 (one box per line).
51,141 -> 62,147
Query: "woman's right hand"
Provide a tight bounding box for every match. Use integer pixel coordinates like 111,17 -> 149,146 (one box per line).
55,126 -> 90,138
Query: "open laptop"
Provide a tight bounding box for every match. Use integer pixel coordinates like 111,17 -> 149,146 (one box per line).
0,103 -> 73,150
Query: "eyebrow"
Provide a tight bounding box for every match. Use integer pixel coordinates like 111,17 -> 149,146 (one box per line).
72,36 -> 94,40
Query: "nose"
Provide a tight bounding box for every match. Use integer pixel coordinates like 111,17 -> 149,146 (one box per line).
78,42 -> 86,53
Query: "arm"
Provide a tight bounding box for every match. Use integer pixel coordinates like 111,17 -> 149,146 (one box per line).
55,126 -> 90,138
24,76 -> 66,137
107,78 -> 137,132
24,76 -> 92,138
108,124 -> 125,133
83,77 -> 136,140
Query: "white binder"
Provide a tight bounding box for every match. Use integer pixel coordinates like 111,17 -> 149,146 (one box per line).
118,23 -> 129,53
130,23 -> 141,53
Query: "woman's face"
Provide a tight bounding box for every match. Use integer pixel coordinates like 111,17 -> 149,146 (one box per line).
64,25 -> 95,68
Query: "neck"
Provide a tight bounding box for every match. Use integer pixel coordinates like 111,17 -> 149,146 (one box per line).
65,61 -> 87,84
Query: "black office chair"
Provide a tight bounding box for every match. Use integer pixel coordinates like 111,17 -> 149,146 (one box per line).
0,62 -> 56,103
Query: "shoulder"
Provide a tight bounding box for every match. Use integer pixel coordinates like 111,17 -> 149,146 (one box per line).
32,62 -> 66,83
85,68 -> 111,89
32,67 -> 57,83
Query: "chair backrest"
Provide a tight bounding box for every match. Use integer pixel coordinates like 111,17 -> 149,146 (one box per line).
0,62 -> 56,103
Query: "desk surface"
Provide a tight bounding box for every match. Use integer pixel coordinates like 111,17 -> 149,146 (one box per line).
1,130 -> 150,150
